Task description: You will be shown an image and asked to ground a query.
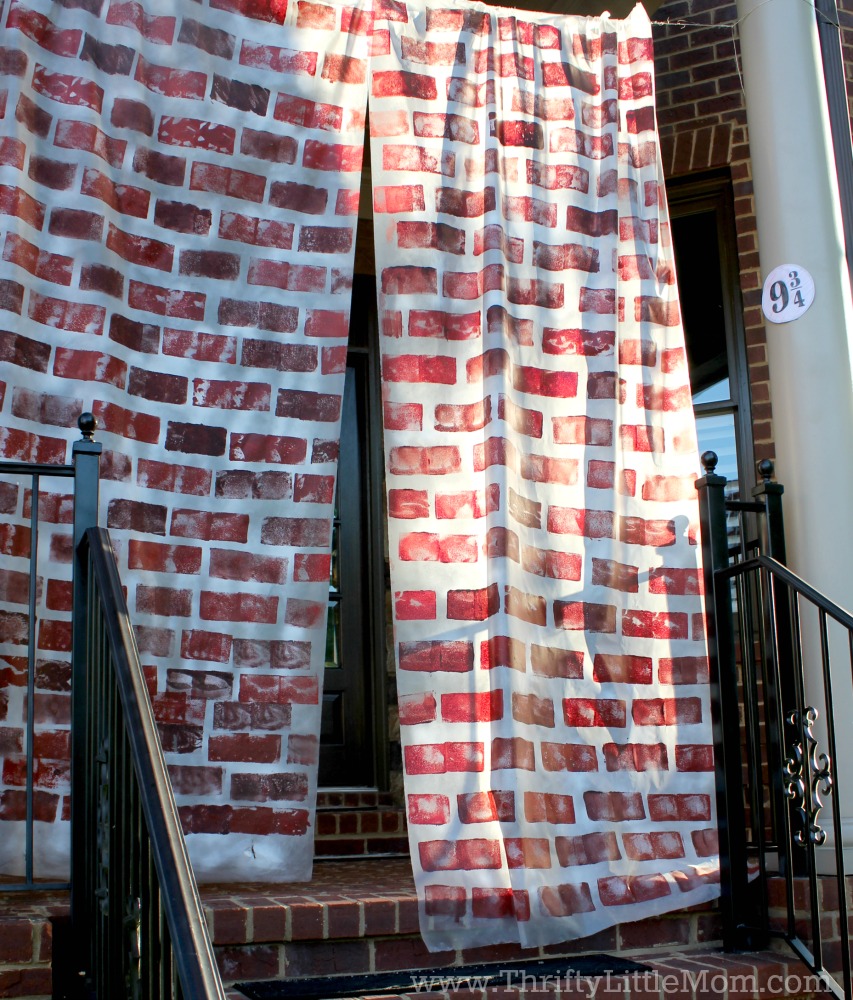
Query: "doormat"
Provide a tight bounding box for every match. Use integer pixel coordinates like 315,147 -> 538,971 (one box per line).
235,954 -> 653,999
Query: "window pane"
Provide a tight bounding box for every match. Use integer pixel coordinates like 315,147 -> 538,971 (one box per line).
693,377 -> 730,405
324,601 -> 342,669
696,410 -> 739,498
696,410 -> 743,554
671,211 -> 729,396
329,519 -> 340,592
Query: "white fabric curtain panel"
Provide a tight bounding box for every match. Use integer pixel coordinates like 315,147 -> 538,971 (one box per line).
370,0 -> 720,950
0,0 -> 370,883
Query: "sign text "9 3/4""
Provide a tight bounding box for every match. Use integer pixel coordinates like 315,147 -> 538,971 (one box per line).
761,264 -> 815,324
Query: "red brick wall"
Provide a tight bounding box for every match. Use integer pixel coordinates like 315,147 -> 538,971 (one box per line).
652,0 -> 774,465
652,0 -> 853,472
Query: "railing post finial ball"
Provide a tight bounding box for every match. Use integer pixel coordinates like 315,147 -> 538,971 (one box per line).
701,450 -> 719,475
758,458 -> 775,483
77,412 -> 96,441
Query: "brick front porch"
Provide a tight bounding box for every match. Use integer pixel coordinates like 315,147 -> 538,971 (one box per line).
0,860 -> 842,999
201,859 -> 835,999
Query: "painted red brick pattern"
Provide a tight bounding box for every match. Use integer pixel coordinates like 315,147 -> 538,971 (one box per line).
0,0 -> 369,883
372,1 -> 718,952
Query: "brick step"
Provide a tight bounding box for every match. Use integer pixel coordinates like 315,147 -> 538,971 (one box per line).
230,950 -> 831,1000
313,790 -> 409,860
313,808 -> 409,860
202,858 -> 723,986
316,790 -> 398,811
313,839 -> 410,861
0,888 -> 68,1000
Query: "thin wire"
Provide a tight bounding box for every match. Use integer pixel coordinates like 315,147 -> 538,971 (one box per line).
650,0 -> 839,30
649,16 -> 727,26
650,0 -> 840,99
733,21 -> 745,93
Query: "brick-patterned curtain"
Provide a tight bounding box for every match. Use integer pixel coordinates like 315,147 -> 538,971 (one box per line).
371,2 -> 720,948
0,0 -> 370,882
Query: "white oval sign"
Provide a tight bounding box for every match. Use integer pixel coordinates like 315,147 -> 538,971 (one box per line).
761,264 -> 815,324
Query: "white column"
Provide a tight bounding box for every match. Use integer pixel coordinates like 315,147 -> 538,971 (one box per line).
736,0 -> 853,868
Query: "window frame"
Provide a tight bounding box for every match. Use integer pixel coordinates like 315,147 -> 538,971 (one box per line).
666,171 -> 755,496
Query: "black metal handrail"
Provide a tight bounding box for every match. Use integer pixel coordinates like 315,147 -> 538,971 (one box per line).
719,554 -> 853,630
71,526 -> 225,999
698,454 -> 852,1000
719,553 -> 851,999
0,414 -> 100,891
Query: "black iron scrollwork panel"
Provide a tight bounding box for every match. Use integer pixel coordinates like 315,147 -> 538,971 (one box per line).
783,706 -> 833,847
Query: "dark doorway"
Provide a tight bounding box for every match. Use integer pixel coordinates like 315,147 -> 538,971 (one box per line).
318,277 -> 386,788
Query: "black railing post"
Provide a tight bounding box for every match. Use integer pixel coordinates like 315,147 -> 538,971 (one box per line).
696,451 -> 754,950
71,413 -> 101,558
70,413 -> 101,995
751,459 -> 786,564
751,459 -> 802,877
